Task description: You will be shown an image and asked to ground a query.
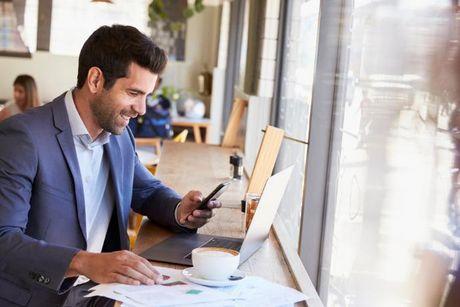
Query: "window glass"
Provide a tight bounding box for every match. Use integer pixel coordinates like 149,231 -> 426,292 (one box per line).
276,0 -> 320,249
322,1 -> 457,306
22,0 -> 38,53
0,0 -> 38,54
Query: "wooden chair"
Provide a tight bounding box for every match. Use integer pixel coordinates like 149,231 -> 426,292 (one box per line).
134,137 -> 162,155
173,129 -> 188,143
135,129 -> 187,157
222,98 -> 248,148
135,138 -> 161,172
246,125 -> 284,195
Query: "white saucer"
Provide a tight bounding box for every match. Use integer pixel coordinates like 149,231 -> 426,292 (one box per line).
182,267 -> 246,287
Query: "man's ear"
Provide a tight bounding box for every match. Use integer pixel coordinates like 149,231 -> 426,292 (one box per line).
86,67 -> 105,94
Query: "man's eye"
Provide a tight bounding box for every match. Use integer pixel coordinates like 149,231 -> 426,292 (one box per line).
128,91 -> 138,97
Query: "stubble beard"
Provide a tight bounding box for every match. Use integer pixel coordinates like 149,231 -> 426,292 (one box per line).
90,94 -> 124,135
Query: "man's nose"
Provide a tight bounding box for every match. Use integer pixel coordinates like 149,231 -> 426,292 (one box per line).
132,98 -> 146,116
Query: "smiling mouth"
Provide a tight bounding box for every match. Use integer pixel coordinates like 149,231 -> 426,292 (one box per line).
120,114 -> 134,125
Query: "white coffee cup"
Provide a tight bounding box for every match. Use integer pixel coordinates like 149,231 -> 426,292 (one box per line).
191,247 -> 240,281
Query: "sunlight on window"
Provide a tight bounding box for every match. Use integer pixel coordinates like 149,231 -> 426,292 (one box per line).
324,1 -> 457,306
276,0 -> 320,250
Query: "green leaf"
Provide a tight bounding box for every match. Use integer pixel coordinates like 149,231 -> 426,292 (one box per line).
170,22 -> 184,32
149,0 -> 166,21
153,0 -> 164,10
183,7 -> 194,18
194,0 -> 204,12
148,6 -> 158,21
149,0 -> 205,24
160,86 -> 181,101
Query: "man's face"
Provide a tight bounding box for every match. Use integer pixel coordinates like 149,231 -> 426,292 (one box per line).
90,62 -> 157,135
13,84 -> 26,107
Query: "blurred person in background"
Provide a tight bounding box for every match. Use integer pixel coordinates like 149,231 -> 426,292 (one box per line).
0,74 -> 40,122
356,89 -> 373,148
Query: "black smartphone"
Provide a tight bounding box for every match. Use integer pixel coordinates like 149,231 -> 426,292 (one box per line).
198,181 -> 232,210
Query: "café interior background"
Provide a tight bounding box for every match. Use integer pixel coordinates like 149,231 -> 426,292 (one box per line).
2,0 -> 460,306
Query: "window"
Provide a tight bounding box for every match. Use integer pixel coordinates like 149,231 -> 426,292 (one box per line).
319,1 -> 457,306
21,0 -> 38,53
275,0 -> 320,249
50,0 -> 150,56
0,0 -> 38,56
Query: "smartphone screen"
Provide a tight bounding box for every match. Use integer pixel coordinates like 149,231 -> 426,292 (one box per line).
198,181 -> 232,209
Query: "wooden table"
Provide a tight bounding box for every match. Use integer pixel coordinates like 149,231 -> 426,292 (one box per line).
134,212 -> 296,289
136,142 -> 300,288
115,141 -> 305,306
172,117 -> 211,144
155,141 -> 247,208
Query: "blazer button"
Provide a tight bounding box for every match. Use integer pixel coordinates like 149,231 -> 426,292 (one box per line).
37,275 -> 45,283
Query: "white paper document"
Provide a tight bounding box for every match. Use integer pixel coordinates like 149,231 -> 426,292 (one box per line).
86,266 -> 308,307
87,267 -> 231,306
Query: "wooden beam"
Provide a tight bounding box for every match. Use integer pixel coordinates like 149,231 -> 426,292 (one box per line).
221,98 -> 248,147
246,125 -> 284,195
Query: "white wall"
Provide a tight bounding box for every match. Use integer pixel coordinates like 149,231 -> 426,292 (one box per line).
0,52 -> 78,102
208,1 -> 231,144
161,6 -> 221,92
0,6 -> 221,103
239,0 -> 282,173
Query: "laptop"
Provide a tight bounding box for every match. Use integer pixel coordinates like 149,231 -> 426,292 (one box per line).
140,165 -> 293,266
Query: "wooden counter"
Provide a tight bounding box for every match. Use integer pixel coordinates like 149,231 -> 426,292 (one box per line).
154,141 -> 248,209
118,141 -> 308,306
136,141 -> 296,287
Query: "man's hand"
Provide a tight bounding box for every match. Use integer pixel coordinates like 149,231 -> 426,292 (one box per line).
66,250 -> 162,285
177,190 -> 222,228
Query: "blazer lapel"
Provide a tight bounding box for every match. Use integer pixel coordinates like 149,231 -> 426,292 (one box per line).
51,94 -> 87,244
104,136 -> 128,248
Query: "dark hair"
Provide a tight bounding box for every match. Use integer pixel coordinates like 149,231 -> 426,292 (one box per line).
76,25 -> 167,89
13,74 -> 40,108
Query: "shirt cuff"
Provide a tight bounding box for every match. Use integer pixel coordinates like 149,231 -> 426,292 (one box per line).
174,201 -> 195,229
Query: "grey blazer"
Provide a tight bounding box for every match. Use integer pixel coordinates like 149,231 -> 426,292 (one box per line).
0,93 -> 186,306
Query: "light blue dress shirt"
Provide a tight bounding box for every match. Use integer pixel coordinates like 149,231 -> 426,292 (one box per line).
64,90 -> 114,253
64,90 -> 186,266
65,90 -> 116,285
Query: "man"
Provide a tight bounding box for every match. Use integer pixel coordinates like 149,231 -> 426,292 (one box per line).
0,25 -> 220,306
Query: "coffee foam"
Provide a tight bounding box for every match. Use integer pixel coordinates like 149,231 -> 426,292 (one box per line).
194,247 -> 239,256
199,251 -> 233,257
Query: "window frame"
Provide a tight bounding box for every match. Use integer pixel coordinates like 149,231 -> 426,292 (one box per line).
271,0 -> 352,302
297,0 -> 357,303
269,0 -> 350,304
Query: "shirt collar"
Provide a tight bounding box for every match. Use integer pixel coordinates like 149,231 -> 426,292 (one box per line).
64,90 -> 111,149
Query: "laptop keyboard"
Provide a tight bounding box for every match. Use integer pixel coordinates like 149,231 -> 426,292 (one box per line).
184,238 -> 242,259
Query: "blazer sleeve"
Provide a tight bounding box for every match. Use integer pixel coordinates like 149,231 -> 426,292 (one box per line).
0,117 -> 79,293
128,134 -> 194,233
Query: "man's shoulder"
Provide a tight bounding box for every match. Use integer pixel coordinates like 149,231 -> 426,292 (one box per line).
13,104 -> 53,128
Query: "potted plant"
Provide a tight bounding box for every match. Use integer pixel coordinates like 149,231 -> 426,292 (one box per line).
148,0 -> 205,31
